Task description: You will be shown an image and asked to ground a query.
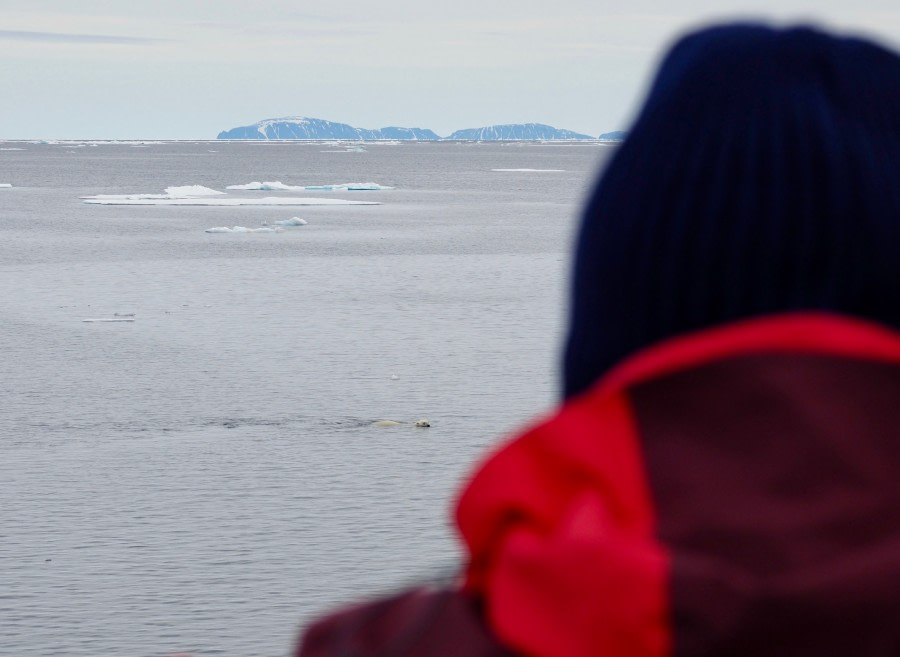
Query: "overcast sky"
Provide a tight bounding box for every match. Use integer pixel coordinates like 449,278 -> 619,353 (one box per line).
2,0 -> 899,139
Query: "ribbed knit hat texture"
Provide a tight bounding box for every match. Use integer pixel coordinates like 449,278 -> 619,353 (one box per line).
563,23 -> 900,399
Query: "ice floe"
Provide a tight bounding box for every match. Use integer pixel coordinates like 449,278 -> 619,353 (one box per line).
82,318 -> 135,323
491,168 -> 565,172
81,184 -> 379,206
320,145 -> 368,153
205,226 -> 284,233
226,181 -> 393,191
81,185 -> 225,201
0,184 -> 12,188
0,147 -> 25,151
86,196 -> 378,206
270,217 -> 307,226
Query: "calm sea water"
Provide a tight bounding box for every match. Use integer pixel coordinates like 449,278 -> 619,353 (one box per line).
0,140 -> 612,657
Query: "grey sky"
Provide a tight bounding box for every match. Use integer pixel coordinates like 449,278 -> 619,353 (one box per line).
2,0 -> 899,139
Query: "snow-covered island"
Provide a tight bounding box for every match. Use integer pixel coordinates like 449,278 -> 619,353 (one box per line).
446,124 -> 592,140
217,117 -> 440,141
216,116 -> 620,141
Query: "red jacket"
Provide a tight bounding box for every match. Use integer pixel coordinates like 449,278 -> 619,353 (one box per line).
298,313 -> 900,657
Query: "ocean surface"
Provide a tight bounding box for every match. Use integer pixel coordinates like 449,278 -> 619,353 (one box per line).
0,140 -> 613,657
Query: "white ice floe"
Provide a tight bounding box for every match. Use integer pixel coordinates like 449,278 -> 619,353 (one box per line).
226,181 -> 296,191
83,183 -> 379,206
0,147 -> 25,151
82,318 -> 135,323
0,184 -> 12,188
491,168 -> 566,172
164,185 -> 225,197
320,145 -> 368,153
205,226 -> 284,233
304,182 -> 392,191
87,196 -> 378,206
226,181 -> 393,191
270,217 -> 307,226
81,185 -> 225,202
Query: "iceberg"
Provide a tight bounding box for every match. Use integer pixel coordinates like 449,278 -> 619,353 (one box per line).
226,181 -> 393,191
491,169 -> 565,172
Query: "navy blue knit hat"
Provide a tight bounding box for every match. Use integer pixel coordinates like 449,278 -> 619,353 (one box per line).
563,23 -> 900,399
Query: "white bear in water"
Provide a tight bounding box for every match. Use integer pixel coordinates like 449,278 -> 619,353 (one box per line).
372,419 -> 431,428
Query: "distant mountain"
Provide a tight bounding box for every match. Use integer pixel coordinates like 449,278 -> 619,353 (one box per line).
217,117 -> 439,140
216,116 -> 615,141
446,123 -> 593,140
599,130 -> 628,141
377,126 -> 441,140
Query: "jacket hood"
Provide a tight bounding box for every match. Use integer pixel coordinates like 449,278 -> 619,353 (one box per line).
457,313 -> 900,657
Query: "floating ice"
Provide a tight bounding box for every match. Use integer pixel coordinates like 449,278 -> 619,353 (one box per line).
491,168 -> 565,172
270,217 -> 307,226
320,145 -> 368,153
81,185 -> 225,202
0,183 -> 11,188
0,147 -> 25,151
205,226 -> 284,233
304,182 -> 393,191
227,181 -> 393,191
82,318 -> 135,323
226,181 -> 297,191
164,185 -> 225,197
87,196 -> 378,206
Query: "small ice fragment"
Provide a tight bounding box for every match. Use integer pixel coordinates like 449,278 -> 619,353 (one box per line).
205,225 -> 284,233
0,183 -> 11,188
390,374 -> 400,380
491,169 -> 565,172
82,318 -> 135,323
113,312 -> 136,317
271,217 -> 307,226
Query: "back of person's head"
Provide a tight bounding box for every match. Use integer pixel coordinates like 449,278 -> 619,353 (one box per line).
564,23 -> 900,399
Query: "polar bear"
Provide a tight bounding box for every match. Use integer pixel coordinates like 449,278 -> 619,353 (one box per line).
372,419 -> 431,428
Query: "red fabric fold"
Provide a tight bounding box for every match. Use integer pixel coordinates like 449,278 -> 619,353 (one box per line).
457,392 -> 670,657
454,313 -> 900,657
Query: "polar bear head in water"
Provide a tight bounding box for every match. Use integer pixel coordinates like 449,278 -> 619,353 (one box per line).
372,419 -> 431,428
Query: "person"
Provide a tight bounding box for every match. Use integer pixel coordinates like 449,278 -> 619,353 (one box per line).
297,22 -> 900,657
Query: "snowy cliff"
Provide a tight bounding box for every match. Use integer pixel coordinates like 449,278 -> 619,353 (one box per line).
446,123 -> 593,140
217,117 -> 439,140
